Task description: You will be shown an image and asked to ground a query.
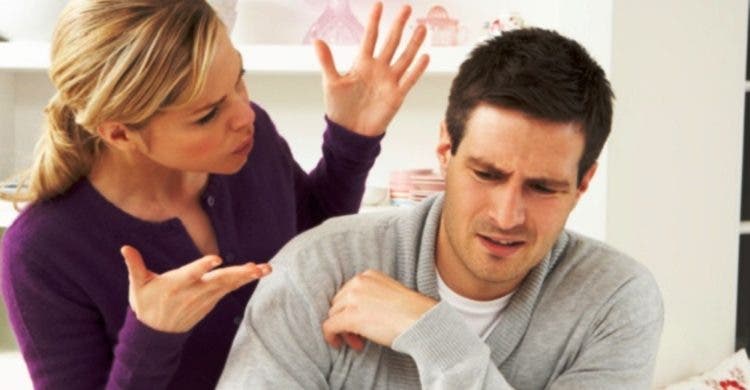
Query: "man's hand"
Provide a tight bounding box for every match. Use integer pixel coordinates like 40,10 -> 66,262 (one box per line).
314,2 -> 429,137
121,245 -> 271,333
322,269 -> 437,351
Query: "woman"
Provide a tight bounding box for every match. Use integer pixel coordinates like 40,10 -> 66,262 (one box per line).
0,0 -> 428,388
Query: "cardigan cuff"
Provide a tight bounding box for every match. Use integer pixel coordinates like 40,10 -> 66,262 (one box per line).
112,308 -> 192,376
323,116 -> 384,163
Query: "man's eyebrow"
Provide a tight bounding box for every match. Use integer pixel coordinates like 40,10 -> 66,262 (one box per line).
529,177 -> 571,189
466,156 -> 571,187
190,51 -> 244,115
467,157 -> 510,176
466,156 -> 505,172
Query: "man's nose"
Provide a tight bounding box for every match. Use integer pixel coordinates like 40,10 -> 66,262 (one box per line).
489,185 -> 526,230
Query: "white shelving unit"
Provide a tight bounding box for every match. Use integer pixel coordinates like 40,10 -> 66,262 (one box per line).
0,42 -> 50,71
0,42 -> 470,74
0,41 -> 469,228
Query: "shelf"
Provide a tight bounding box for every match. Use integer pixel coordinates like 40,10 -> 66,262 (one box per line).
0,42 -> 469,74
0,42 -> 50,71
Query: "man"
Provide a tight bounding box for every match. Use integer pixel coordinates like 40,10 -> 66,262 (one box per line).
218,28 -> 663,389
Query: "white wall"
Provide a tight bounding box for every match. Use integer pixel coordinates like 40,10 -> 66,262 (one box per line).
0,73 -> 14,179
240,0 -> 612,240
245,73 -> 452,187
608,0 -> 748,386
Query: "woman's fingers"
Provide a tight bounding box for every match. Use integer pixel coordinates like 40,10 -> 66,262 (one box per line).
120,246 -> 271,333
314,39 -> 340,82
175,254 -> 223,282
359,1 -> 383,58
377,5 -> 412,63
120,245 -> 150,288
201,262 -> 272,294
398,54 -> 430,95
391,24 -> 427,79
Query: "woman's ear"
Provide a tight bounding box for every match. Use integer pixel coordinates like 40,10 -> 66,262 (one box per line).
96,121 -> 141,152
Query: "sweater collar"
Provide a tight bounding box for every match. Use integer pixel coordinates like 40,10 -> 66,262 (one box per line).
485,231 -> 569,365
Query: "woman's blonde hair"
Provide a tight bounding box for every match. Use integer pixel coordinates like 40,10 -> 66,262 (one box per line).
1,0 -> 222,205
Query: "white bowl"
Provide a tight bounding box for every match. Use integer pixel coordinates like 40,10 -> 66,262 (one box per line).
362,186 -> 389,206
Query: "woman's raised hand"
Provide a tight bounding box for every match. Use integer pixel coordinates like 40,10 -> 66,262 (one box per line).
315,2 -> 429,137
120,245 -> 271,333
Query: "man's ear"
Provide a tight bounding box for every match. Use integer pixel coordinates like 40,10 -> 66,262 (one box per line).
96,121 -> 142,152
575,162 -> 598,201
437,121 -> 452,177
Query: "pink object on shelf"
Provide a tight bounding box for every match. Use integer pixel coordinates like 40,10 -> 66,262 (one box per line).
303,0 -> 364,45
389,169 -> 445,206
416,5 -> 467,46
484,12 -> 525,37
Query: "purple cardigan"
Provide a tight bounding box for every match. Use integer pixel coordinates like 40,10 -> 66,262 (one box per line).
0,103 -> 382,389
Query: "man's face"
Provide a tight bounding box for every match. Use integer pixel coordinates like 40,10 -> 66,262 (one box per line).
436,104 -> 596,300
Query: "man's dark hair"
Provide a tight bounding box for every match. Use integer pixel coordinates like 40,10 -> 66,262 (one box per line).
445,28 -> 614,183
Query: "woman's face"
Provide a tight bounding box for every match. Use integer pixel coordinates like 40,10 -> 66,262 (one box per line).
134,28 -> 255,175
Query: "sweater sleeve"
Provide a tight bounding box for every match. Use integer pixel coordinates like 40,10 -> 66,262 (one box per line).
289,116 -> 383,231
545,272 -> 664,390
392,302 -> 516,389
0,233 -> 190,390
392,271 -> 663,390
216,263 -> 332,389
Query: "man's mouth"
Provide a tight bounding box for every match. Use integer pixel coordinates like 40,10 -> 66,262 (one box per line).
482,236 -> 523,246
480,235 -> 524,246
478,234 -> 525,257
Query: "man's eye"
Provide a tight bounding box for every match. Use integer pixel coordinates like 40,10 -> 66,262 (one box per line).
196,108 -> 218,125
475,170 -> 498,180
531,183 -> 555,194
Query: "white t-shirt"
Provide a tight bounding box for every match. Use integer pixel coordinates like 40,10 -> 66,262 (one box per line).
436,272 -> 515,340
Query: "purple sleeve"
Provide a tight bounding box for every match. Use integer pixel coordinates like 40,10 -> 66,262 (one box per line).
1,234 -> 189,390
107,309 -> 190,389
292,116 -> 384,231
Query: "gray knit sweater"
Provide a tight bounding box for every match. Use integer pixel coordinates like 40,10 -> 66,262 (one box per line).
218,194 -> 663,389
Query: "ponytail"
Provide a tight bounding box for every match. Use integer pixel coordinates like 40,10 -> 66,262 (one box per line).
0,0 -> 220,206
1,94 -> 102,204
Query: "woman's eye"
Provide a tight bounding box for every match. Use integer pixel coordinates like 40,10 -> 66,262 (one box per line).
236,69 -> 246,91
196,108 -> 218,125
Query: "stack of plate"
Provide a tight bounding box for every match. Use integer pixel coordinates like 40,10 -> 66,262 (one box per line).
389,169 -> 445,207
